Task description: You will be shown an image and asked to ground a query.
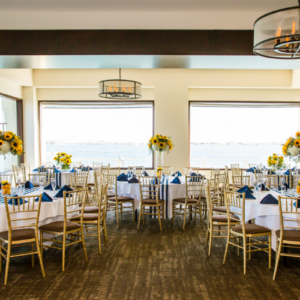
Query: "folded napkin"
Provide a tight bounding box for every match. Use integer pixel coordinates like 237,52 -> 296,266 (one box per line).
55,185 -> 73,198
260,194 -> 278,205
25,181 -> 34,189
189,175 -> 202,182
144,171 -> 149,176
128,177 -> 139,184
33,166 -> 44,172
7,195 -> 27,205
35,192 -> 53,202
278,183 -> 289,191
117,173 -> 128,182
82,166 -> 92,171
54,168 -> 61,173
246,167 -> 255,173
190,172 -> 197,176
69,168 -> 76,173
171,177 -> 181,184
172,171 -> 182,177
261,183 -> 269,191
237,186 -> 256,200
44,183 -> 61,191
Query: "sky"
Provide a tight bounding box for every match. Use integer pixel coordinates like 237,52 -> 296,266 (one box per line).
190,106 -> 299,144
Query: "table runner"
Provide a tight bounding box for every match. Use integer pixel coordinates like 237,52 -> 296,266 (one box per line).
0,187 -> 40,204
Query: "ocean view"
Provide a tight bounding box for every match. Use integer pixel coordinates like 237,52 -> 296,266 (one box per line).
46,143 -> 286,169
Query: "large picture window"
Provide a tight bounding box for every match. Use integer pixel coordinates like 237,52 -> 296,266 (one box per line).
189,102 -> 300,169
39,101 -> 154,168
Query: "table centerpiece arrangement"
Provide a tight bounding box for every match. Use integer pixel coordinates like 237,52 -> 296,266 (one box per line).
54,152 -> 72,170
267,153 -> 284,172
148,134 -> 173,174
282,132 -> 300,167
1,180 -> 11,195
0,130 -> 24,157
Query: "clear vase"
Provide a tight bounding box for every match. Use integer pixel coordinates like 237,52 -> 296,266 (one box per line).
156,151 -> 164,168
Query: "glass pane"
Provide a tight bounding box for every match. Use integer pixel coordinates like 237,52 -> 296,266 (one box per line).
0,95 -> 18,173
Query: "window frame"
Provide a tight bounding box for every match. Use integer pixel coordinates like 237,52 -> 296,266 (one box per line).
188,100 -> 300,170
38,100 -> 155,170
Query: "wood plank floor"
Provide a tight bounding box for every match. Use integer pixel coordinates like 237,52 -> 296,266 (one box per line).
0,213 -> 300,299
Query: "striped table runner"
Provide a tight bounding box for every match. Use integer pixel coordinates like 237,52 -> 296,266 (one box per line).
0,187 -> 40,204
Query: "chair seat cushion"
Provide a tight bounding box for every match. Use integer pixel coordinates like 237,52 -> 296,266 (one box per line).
72,214 -> 98,221
108,196 -> 133,202
232,224 -> 271,235
39,221 -> 80,232
84,206 -> 99,213
195,195 -> 206,200
142,199 -> 164,205
212,215 -> 239,223
0,229 -> 35,241
213,206 -> 226,213
107,191 -> 116,197
275,229 -> 300,242
173,198 -> 198,204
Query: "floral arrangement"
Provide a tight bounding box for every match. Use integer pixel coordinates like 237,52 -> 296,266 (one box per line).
267,153 -> 284,169
297,180 -> 300,194
1,181 -> 11,195
0,131 -> 24,156
53,152 -> 72,169
282,132 -> 300,159
148,134 -> 174,153
156,167 -> 163,176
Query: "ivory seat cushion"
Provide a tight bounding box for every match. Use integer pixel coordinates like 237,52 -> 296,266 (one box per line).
0,229 -> 35,241
39,221 -> 80,232
108,196 -> 133,202
142,199 -> 164,205
232,224 -> 271,235
213,206 -> 226,213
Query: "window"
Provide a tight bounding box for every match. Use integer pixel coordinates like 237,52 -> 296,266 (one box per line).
0,94 -> 23,173
189,102 -> 299,168
39,101 -> 154,168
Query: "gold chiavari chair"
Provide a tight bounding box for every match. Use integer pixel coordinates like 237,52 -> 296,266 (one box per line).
155,166 -> 173,175
210,168 -> 220,179
71,173 -> 88,189
267,175 -> 288,189
273,196 -> 300,280
291,173 -> 300,189
232,175 -> 251,189
0,194 -> 45,285
282,163 -> 291,170
109,167 -> 121,175
12,165 -> 26,186
223,190 -> 272,275
173,175 -> 204,230
254,168 -> 266,180
128,166 -> 144,176
105,174 -> 135,227
38,167 -> 55,185
20,162 -> 31,179
138,176 -> 164,231
28,173 -> 47,187
184,167 -> 199,175
249,163 -> 261,169
102,164 -> 110,177
39,188 -> 88,272
72,161 -> 82,167
72,180 -> 108,255
42,162 -> 53,167
93,162 -> 103,168
205,184 -> 239,256
231,164 -> 239,169
231,164 -> 242,177
215,173 -> 229,208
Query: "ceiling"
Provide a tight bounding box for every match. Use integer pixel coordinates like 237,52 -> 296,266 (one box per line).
0,0 -> 296,12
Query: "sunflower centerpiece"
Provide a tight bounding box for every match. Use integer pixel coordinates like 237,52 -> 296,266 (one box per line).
267,153 -> 284,171
53,152 -> 72,170
148,134 -> 174,168
0,130 -> 24,157
282,132 -> 300,164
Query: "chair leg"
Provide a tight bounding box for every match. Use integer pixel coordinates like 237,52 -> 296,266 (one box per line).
137,204 -> 142,230
62,233 -> 66,272
189,205 -> 192,222
103,217 -> 108,246
243,236 -> 247,275
0,240 -> 2,273
121,204 -> 123,221
98,222 -> 101,255
172,203 -> 175,226
4,242 -> 11,285
208,224 -> 213,256
268,234 -> 271,269
223,231 -> 230,265
273,238 -> 283,280
40,231 -> 43,261
157,205 -> 162,231
116,202 -> 120,228
132,202 -> 135,224
248,237 -> 251,260
162,204 -> 165,226
205,225 -> 209,248
183,205 -> 187,230
143,206 -> 145,225
81,227 -> 88,263
35,234 -> 45,277
32,242 -> 35,267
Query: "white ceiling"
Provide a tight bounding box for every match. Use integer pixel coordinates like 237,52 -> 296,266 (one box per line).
0,0 -> 296,12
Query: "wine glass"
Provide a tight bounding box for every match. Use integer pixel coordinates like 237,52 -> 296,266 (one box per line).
257,182 -> 262,197
142,167 -> 145,176
281,177 -> 286,186
51,178 -> 56,191
133,167 -> 136,176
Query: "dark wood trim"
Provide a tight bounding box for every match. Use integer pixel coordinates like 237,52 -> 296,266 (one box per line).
0,30 -> 254,56
188,100 -> 300,170
38,100 -> 155,169
0,92 -> 22,101
16,100 -> 24,164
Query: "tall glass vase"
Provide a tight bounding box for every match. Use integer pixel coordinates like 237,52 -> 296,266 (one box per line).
156,151 -> 164,168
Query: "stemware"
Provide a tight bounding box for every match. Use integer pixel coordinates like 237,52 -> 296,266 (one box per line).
20,184 -> 25,196
257,182 -> 262,197
142,167 -> 145,176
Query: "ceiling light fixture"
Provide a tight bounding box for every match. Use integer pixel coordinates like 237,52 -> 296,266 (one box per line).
98,68 -> 142,99
253,0 -> 300,59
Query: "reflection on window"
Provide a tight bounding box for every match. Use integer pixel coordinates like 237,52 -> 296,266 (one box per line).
40,103 -> 153,168
190,103 -> 299,168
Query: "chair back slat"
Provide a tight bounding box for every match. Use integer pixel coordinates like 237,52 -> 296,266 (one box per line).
278,196 -> 300,232
64,189 -> 87,223
224,189 -> 244,226
154,166 -> 173,175
185,175 -> 204,200
232,175 -> 250,189
138,176 -> 160,203
267,175 -> 288,189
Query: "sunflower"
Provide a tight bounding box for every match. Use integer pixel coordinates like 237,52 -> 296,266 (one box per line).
163,136 -> 167,139
285,137 -> 292,146
57,152 -> 60,155
158,142 -> 166,149
282,146 -> 288,155
148,143 -> 151,148
60,152 -> 66,156
296,132 -> 300,137
149,137 -> 153,143
152,138 -> 158,145
169,145 -> 173,151
11,141 -> 19,150
0,140 -> 4,146
65,155 -> 70,158
1,180 -> 8,185
15,138 -> 23,145
295,139 -> 300,147
167,140 -> 172,146
53,157 -> 57,160
4,133 -> 12,140
66,158 -> 72,164
155,134 -> 161,139
60,157 -> 65,162
70,155 -> 72,157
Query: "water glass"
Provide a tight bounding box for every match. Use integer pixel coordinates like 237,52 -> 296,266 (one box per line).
257,183 -> 262,197
51,178 -> 56,192
281,185 -> 286,196
281,177 -> 286,185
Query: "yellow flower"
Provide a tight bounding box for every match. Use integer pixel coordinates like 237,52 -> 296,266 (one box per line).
285,137 -> 292,147
295,139 -> 300,147
60,157 -> 65,162
282,146 -> 288,155
169,145 -> 173,151
158,142 -> 165,149
1,180 -> 8,185
155,134 -> 160,139
70,155 -> 72,157
57,152 -> 60,155
4,133 -> 12,140
296,132 -> 300,137
148,143 -> 151,148
149,137 -> 153,143
60,153 -> 66,156
65,155 -> 70,158
163,136 -> 167,139
0,140 -> 4,146
53,157 -> 57,160
152,138 -> 158,145
11,141 -> 19,149
65,158 -> 71,164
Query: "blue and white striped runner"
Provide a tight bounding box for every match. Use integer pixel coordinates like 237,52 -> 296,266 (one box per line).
0,187 -> 40,204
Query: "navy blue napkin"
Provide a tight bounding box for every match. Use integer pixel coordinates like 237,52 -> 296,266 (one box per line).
171,177 -> 181,184
25,181 -> 34,189
144,171 -> 149,176
278,183 -> 289,191
35,192 -> 53,202
190,172 -> 197,176
237,186 -> 253,194
128,177 -> 139,184
69,168 -> 76,173
172,171 -> 182,176
33,165 -> 44,171
117,173 -> 128,182
7,195 -> 27,205
260,194 -> 278,205
237,186 -> 255,199
261,183 -> 269,191
44,183 -> 61,191
54,168 -> 61,173
246,168 -> 255,173
189,175 -> 202,182
55,185 -> 73,198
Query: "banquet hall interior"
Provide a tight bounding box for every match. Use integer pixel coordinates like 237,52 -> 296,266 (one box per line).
1,0 -> 300,299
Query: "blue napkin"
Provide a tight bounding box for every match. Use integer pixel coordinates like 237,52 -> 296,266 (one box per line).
172,171 -> 182,176
54,168 -> 61,173
237,186 -> 253,194
261,183 -> 269,191
260,194 -> 278,205
190,172 -> 197,176
144,171 -> 149,176
82,166 -> 92,171
171,177 -> 181,184
35,192 -> 53,202
69,168 -> 76,173
55,185 -> 73,198
117,173 -> 128,182
128,177 -> 139,184
246,168 -> 255,173
33,166 -> 44,172
189,174 -> 203,182
44,183 -> 61,191
7,195 -> 27,205
278,183 -> 289,191
25,181 -> 34,189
